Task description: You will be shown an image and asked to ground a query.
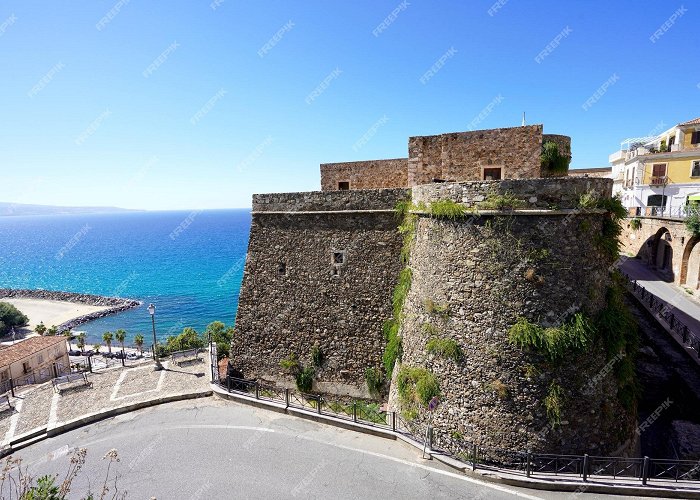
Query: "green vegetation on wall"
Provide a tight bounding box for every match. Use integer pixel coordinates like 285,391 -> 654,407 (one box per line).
545,381 -> 564,426
578,192 -> 627,261
540,141 -> 571,174
686,209 -> 700,237
478,191 -> 526,210
397,366 -> 440,417
508,313 -> 595,362
426,337 -> 463,362
629,218 -> 642,231
365,367 -> 384,396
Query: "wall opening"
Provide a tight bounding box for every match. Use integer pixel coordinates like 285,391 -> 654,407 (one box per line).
277,262 -> 287,276
482,167 -> 502,180
338,181 -> 350,190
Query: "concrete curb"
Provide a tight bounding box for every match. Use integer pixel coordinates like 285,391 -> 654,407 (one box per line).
212,384 -> 700,499
2,390 -> 213,457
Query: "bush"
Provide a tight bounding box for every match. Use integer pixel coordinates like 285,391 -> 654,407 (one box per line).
279,352 -> 300,374
686,209 -> 700,237
296,365 -> 315,393
311,345 -> 324,368
426,337 -> 463,362
0,302 -> 28,335
365,367 -> 384,396
397,366 -> 440,407
541,141 -> 570,174
486,379 -> 509,399
629,218 -> 642,231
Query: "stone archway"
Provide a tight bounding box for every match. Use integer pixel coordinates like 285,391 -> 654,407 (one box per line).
651,227 -> 674,281
680,236 -> 700,290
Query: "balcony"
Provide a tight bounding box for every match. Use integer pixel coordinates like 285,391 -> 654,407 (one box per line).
650,176 -> 667,186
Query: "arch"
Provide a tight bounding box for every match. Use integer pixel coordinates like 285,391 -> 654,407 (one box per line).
650,227 -> 674,281
680,236 -> 700,289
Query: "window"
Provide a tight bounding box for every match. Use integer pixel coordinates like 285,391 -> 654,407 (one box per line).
0,370 -> 8,382
652,163 -> 667,177
338,181 -> 350,190
22,362 -> 30,374
331,250 -> 345,278
37,354 -> 44,364
692,131 -> 700,145
692,160 -> 700,177
647,194 -> 667,207
482,167 -> 502,180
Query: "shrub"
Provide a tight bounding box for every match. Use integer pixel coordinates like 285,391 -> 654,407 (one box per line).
421,322 -> 439,336
428,199 -> 468,220
397,366 -> 440,407
686,208 -> 700,237
296,365 -> 315,393
426,337 -> 463,362
541,141 -> 571,174
545,382 -> 564,426
365,367 -> 384,396
311,345 -> 324,368
279,353 -> 300,374
629,218 -> 642,231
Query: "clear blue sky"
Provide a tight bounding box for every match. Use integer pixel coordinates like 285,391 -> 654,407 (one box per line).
1,1 -> 697,209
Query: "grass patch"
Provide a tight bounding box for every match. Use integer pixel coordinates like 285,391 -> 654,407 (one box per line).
478,191 -> 526,210
383,319 -> 402,379
486,379 -> 509,399
545,381 -> 564,427
426,337 -> 463,362
393,268 -> 413,318
508,313 -> 594,362
424,298 -> 450,317
397,366 -> 440,408
428,199 -> 468,220
421,322 -> 439,336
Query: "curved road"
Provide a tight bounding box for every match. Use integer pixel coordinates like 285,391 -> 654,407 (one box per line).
12,399 -> 639,499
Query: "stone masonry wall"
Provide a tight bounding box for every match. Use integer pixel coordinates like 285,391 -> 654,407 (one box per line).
408,125 -> 545,185
320,159 -> 408,191
232,189 -> 409,398
412,178 -> 612,210
389,206 -> 636,455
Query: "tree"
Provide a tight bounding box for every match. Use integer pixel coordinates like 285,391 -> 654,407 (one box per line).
35,322 -> 47,336
77,332 -> 86,353
103,331 -> 114,354
93,344 -> 101,354
64,329 -> 73,349
115,329 -> 127,354
47,325 -> 58,336
134,333 -> 145,354
0,302 -> 28,336
204,321 -> 234,360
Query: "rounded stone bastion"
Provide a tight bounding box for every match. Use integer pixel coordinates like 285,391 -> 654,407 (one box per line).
388,177 -> 637,459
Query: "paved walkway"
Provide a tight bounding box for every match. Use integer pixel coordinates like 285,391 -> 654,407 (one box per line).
0,358 -> 210,446
621,258 -> 700,336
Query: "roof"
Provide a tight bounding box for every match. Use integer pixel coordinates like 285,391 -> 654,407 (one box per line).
0,336 -> 67,368
678,117 -> 700,127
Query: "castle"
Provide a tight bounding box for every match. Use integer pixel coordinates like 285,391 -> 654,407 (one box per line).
231,124 -> 637,456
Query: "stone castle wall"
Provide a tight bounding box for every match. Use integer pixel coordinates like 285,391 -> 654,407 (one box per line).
389,202 -> 634,455
408,125 -> 545,185
320,158 -> 408,191
232,188 -> 409,398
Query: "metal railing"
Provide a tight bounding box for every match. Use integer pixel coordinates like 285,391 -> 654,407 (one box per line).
622,273 -> 700,359
633,205 -> 698,219
217,376 -> 700,485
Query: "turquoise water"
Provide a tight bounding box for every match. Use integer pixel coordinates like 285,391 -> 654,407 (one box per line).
0,210 -> 250,344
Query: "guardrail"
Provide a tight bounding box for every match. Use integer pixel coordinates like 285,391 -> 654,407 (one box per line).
621,272 -> 700,359
218,376 -> 700,485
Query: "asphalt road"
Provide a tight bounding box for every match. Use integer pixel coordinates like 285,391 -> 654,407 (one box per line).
621,257 -> 700,335
8,398 -> 647,500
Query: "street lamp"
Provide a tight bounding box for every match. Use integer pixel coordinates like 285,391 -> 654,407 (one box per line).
148,303 -> 163,371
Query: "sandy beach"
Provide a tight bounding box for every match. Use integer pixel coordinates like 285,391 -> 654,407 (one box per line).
1,297 -> 111,332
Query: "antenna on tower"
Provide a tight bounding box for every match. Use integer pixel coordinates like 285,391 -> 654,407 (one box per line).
521,112 -> 526,126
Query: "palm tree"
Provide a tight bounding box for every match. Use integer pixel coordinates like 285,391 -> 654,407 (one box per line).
115,329 -> 126,356
93,344 -> 101,354
47,325 -> 58,336
77,332 -> 86,353
103,331 -> 114,354
134,333 -> 145,354
35,322 -> 47,335
64,330 -> 73,350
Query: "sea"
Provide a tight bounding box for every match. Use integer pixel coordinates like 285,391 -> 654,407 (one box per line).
0,210 -> 251,345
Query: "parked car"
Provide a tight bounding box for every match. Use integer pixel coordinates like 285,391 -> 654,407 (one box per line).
126,353 -> 139,360
103,352 -> 114,359
68,350 -> 82,356
82,350 -> 94,357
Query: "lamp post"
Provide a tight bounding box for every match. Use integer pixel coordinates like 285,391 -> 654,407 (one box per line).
148,303 -> 163,371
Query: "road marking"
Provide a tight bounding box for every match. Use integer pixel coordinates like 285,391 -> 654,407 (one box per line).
47,390 -> 60,428
3,398 -> 23,445
110,363 -> 167,401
